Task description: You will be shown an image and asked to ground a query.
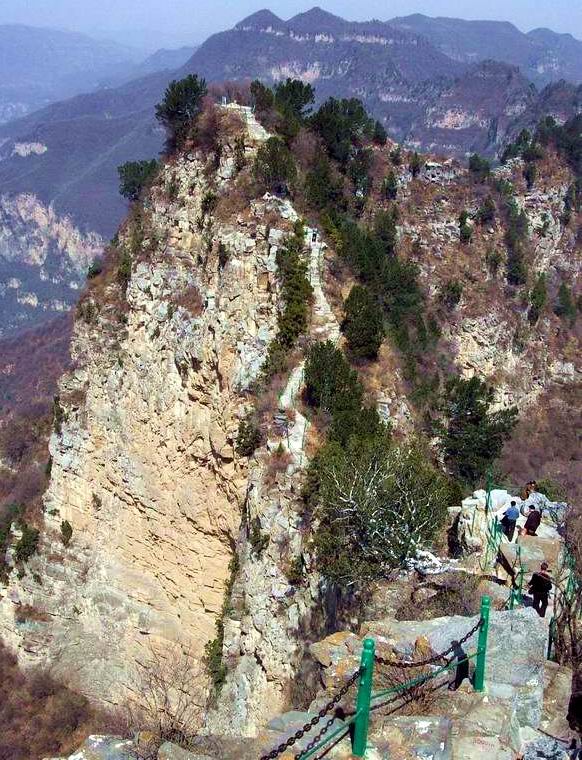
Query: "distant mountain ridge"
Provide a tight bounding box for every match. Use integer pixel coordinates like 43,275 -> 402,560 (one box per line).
0,24 -> 140,124
388,14 -> 582,87
0,6 -> 581,335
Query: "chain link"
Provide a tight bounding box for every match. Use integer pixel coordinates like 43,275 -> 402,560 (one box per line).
294,714 -> 338,760
374,618 -> 482,669
259,668 -> 361,760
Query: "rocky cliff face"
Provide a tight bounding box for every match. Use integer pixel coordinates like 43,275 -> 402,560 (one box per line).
0,193 -> 102,336
0,110 -> 286,705
0,104 -> 579,747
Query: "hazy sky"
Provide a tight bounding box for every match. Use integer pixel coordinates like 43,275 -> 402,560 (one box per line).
0,0 -> 580,51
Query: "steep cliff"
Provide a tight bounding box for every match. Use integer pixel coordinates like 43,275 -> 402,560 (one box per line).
0,108 -> 286,705
0,97 -> 580,750
0,193 -> 102,336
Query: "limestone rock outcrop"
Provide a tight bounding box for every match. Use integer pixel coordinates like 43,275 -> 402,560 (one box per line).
0,114 -> 285,703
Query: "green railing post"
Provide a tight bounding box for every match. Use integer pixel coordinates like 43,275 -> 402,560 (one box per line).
352,638 -> 375,757
474,595 -> 491,692
547,616 -> 556,661
485,468 -> 493,515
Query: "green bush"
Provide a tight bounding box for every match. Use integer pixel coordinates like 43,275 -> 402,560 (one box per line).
249,517 -> 269,557
524,162 -> 537,190
118,159 -> 158,201
14,523 -> 40,563
310,97 -> 375,165
234,135 -> 246,172
236,415 -> 262,457
342,285 -> 384,359
304,156 -> 343,211
117,248 -> 132,290
468,153 -> 491,181
60,520 -> 73,547
155,74 -> 208,149
554,282 -> 577,325
504,200 -> 529,286
304,341 -> 363,414
390,146 -> 402,165
382,171 -> 398,200
262,222 -> 312,380
204,620 -> 227,694
440,280 -> 463,309
348,148 -> 373,198
438,376 -> 518,485
374,207 -> 398,256
528,273 -> 547,323
373,120 -> 387,145
253,137 -> 297,193
459,210 -> 472,243
486,248 -> 502,275
536,478 -> 568,503
409,151 -> 423,178
476,196 -> 496,226
286,556 -> 304,585
87,259 -> 103,279
274,78 -> 314,122
312,438 -> 451,586
53,396 -> 65,435
250,80 -> 274,113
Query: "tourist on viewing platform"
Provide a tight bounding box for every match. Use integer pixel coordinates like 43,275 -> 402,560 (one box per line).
528,562 -> 553,618
500,500 -> 520,541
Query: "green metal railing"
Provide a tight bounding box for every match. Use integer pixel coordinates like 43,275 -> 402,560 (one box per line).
262,595 -> 492,760
350,595 -> 491,757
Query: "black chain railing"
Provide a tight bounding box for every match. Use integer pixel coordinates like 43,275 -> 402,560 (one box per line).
374,617 -> 482,669
294,714 -> 337,760
259,668 -> 361,760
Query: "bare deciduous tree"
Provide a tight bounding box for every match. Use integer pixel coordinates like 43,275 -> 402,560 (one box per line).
123,643 -> 207,757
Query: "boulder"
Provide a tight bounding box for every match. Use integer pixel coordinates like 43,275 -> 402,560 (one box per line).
157,743 -> 214,760
521,737 -> 569,759
53,736 -> 137,759
516,535 -> 563,571
541,660 -> 573,738
362,608 -> 547,727
369,716 -> 452,759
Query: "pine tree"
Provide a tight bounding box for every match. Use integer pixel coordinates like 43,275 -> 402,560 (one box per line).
382,171 -> 398,200
342,286 -> 384,359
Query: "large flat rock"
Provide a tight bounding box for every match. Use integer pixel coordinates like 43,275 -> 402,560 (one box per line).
362,607 -> 547,727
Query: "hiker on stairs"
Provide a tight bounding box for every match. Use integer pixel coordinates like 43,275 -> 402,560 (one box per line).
528,562 -> 553,618
500,500 -> 520,541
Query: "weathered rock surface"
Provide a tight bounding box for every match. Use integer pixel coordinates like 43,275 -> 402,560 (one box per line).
0,193 -> 102,336
0,115 -> 284,703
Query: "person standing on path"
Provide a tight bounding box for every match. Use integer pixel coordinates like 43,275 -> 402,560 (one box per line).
500,500 -> 520,541
523,505 -> 542,536
528,562 -> 553,618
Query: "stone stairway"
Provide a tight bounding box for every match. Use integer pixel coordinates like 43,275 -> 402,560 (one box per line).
275,223 -> 341,463
258,604 -> 574,760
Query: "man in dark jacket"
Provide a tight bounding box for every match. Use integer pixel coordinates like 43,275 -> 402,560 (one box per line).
528,562 -> 552,617
523,506 -> 542,536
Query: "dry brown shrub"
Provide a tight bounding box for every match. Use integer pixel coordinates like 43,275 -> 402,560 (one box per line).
14,603 -> 50,624
499,384 -> 582,504
264,446 -> 294,488
208,80 -> 252,107
291,128 -> 321,172
218,109 -> 246,141
122,643 -> 206,757
174,285 -> 204,317
214,173 -> 256,221
0,639 -> 113,760
373,658 -> 441,716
